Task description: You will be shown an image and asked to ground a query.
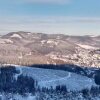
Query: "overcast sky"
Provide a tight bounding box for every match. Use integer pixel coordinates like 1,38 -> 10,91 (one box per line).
0,0 -> 100,35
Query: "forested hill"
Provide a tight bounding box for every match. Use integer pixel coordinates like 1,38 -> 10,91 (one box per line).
1,65 -> 100,99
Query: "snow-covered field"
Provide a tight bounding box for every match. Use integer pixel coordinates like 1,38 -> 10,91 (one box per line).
15,66 -> 96,91
0,93 -> 36,100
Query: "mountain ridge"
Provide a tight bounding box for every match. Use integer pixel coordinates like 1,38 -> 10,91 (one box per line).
0,31 -> 100,67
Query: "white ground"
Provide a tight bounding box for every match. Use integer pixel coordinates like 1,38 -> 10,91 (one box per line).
0,93 -> 36,100
11,34 -> 22,39
15,67 -> 22,80
14,66 -> 96,91
0,39 -> 13,44
77,44 -> 97,50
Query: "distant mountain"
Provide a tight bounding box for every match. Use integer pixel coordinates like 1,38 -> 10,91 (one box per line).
0,31 -> 100,67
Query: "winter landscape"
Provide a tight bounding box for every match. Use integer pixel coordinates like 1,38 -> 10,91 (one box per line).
0,0 -> 100,100
0,32 -> 100,67
0,32 -> 100,100
1,64 -> 100,100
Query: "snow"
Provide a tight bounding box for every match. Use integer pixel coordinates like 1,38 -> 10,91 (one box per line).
18,66 -> 96,91
0,39 -> 13,44
26,52 -> 32,56
27,32 -> 31,35
47,40 -> 59,45
47,61 -> 50,64
0,65 -> 98,99
41,40 -> 59,46
15,66 -> 22,80
11,34 -> 22,39
38,72 -> 71,88
77,44 -> 97,50
49,55 -> 58,59
56,36 -> 61,39
3,64 -> 20,66
89,35 -> 98,37
49,55 -> 67,62
41,40 -> 46,45
0,93 -> 36,100
2,64 -> 96,91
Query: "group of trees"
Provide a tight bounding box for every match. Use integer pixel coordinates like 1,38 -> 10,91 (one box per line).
37,85 -> 67,94
94,69 -> 100,85
36,85 -> 100,100
30,64 -> 86,74
0,66 -> 35,95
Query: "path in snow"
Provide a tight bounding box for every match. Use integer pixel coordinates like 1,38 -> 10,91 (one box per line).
15,67 -> 22,80
17,66 -> 96,90
38,72 -> 71,85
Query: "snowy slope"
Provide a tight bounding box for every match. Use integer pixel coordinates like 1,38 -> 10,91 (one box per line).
11,34 -> 22,39
77,44 -> 97,50
15,66 -> 96,91
0,93 -> 36,100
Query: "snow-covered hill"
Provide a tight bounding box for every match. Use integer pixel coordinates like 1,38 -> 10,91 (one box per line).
14,65 -> 96,91
0,65 -> 100,100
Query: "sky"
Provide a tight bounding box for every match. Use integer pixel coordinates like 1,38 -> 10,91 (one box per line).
0,0 -> 100,35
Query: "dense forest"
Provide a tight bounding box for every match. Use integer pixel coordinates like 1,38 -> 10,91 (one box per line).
29,64 -> 100,78
0,66 -> 35,95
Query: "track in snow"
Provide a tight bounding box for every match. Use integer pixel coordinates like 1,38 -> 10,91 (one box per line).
14,66 -> 96,90
15,66 -> 22,80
